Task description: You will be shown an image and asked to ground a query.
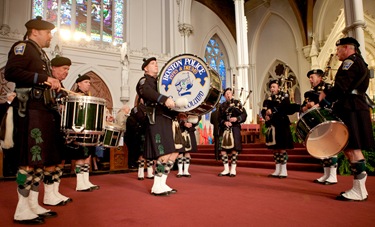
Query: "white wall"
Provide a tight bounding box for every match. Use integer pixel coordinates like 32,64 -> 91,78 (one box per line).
246,0 -> 310,117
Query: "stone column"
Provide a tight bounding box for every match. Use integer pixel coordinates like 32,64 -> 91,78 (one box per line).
177,0 -> 193,53
233,0 -> 250,122
0,0 -> 10,34
343,0 -> 366,59
178,23 -> 193,53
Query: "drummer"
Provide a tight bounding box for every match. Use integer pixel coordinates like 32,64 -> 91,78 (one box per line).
301,69 -> 338,185
136,57 -> 179,196
47,55 -> 73,204
68,75 -> 100,192
319,37 -> 374,201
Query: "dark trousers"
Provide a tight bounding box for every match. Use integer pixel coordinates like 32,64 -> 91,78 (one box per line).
3,148 -> 17,176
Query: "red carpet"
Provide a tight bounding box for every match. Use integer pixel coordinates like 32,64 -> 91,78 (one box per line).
1,165 -> 374,226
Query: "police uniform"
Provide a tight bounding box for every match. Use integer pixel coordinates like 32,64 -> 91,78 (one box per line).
5,16 -> 60,225
322,37 -> 375,201
136,74 -> 177,160
302,69 -> 338,185
46,55 -> 73,204
136,57 -> 179,196
261,80 -> 294,178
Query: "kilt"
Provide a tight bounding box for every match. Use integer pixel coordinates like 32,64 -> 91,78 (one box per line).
144,114 -> 176,160
14,101 -> 62,167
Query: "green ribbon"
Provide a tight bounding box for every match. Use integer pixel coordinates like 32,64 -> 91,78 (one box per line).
30,128 -> 43,144
158,145 -> 165,155
31,145 -> 42,161
155,134 -> 161,143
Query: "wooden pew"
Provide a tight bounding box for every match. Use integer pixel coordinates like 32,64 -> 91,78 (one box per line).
240,124 -> 260,143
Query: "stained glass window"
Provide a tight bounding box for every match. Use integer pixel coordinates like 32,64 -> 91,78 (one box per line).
33,0 -> 45,17
113,0 -> 124,44
204,35 -> 227,92
61,0 -> 71,30
46,0 -> 58,25
32,0 -> 124,44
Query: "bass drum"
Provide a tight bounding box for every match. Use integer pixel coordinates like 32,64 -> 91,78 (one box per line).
158,54 -> 222,115
296,107 -> 349,159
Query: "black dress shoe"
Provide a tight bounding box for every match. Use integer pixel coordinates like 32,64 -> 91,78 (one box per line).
229,174 -> 236,177
14,216 -> 45,225
44,200 -> 66,206
38,211 -> 58,218
90,185 -> 100,190
176,174 -> 183,178
151,191 -> 169,196
63,198 -> 73,203
77,188 -> 92,192
169,189 -> 177,194
324,181 -> 337,185
279,175 -> 287,179
218,173 -> 230,177
183,174 -> 191,178
138,177 -> 145,181
337,192 -> 368,201
267,174 -> 279,178
146,176 -> 154,179
336,194 -> 353,201
313,179 -> 324,184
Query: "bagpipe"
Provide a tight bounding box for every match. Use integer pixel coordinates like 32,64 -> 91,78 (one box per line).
225,87 -> 252,118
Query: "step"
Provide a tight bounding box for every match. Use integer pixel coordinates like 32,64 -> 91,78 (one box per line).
191,153 -> 318,163
194,143 -> 321,172
192,159 -> 321,172
196,148 -> 311,156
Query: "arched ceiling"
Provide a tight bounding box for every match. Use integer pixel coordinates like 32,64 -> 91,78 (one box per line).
197,0 -> 310,46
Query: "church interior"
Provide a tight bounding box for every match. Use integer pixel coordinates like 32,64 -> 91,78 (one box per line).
0,0 -> 375,226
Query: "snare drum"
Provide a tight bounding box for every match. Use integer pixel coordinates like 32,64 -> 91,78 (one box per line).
99,123 -> 124,148
61,96 -> 106,146
158,54 -> 222,115
296,107 -> 349,158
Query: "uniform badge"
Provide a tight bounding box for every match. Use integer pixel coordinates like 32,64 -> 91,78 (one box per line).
14,43 -> 26,55
342,59 -> 354,70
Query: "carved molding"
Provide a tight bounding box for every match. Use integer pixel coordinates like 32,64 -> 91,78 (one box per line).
178,23 -> 194,36
0,24 -> 11,36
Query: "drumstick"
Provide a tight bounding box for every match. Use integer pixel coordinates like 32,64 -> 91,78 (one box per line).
44,82 -> 81,95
